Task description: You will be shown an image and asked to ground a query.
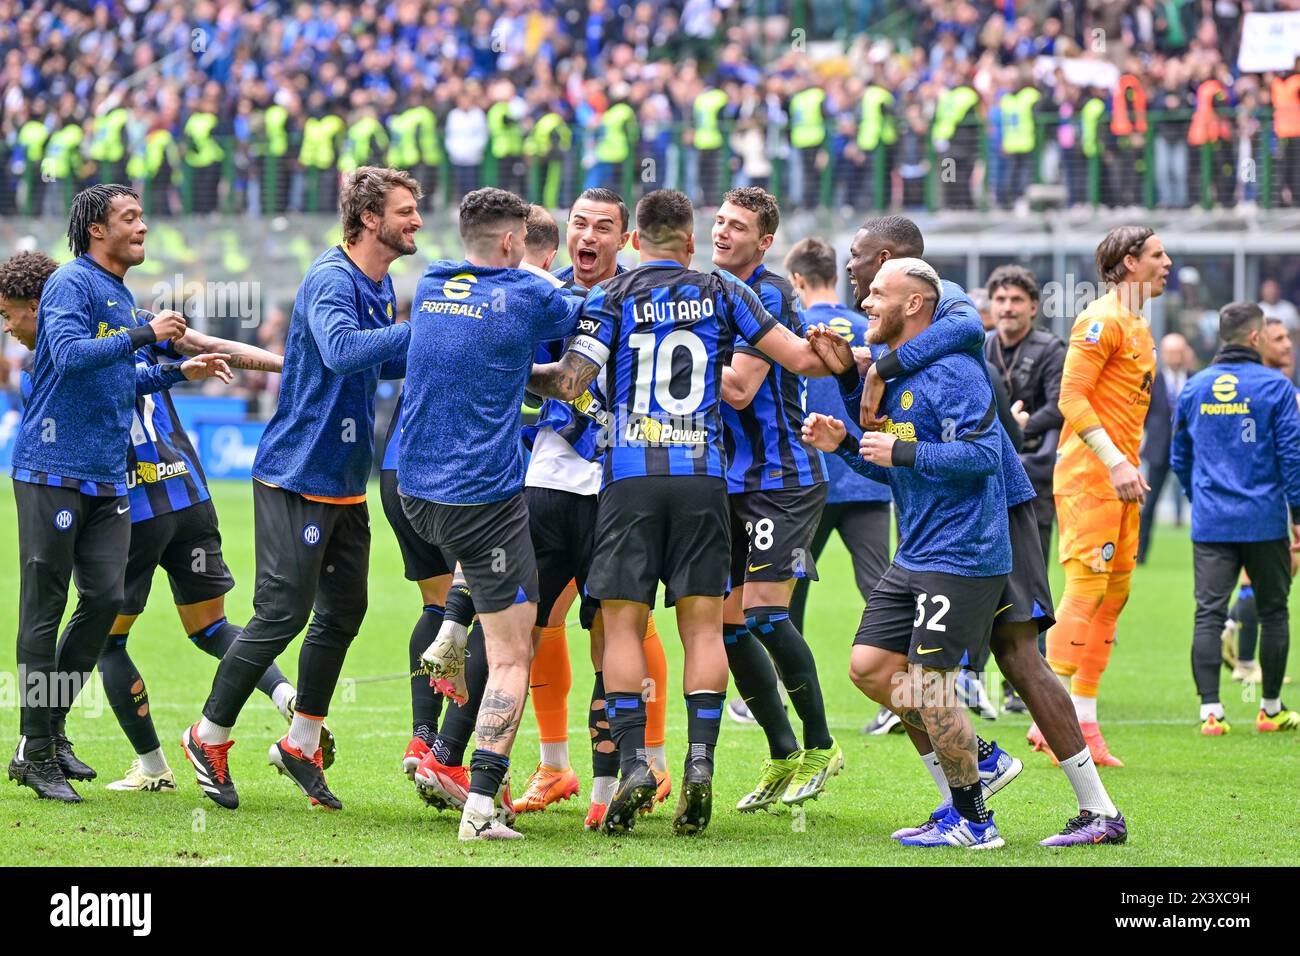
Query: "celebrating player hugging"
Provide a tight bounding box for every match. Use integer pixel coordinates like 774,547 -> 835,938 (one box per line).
9,172 -> 1173,853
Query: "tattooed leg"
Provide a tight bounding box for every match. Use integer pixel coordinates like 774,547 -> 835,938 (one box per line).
915,666 -> 979,789
472,601 -> 537,757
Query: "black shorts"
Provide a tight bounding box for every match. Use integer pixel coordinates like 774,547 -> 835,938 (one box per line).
587,475 -> 731,606
121,498 -> 236,616
729,483 -> 828,587
996,499 -> 1056,633
854,562 -> 1007,670
401,491 -> 539,614
526,485 -> 600,629
380,469 -> 452,582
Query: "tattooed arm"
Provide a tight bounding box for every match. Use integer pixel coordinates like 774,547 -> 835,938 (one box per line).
528,350 -> 601,402
172,327 -> 285,373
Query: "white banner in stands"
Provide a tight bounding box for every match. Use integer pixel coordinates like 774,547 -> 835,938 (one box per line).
1238,11 -> 1300,73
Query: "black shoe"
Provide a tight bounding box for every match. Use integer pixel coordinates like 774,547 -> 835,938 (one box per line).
9,744 -> 81,802
1002,686 -> 1028,714
53,733 -> 96,781
600,763 -> 657,835
672,759 -> 714,836
268,738 -> 342,810
181,723 -> 239,809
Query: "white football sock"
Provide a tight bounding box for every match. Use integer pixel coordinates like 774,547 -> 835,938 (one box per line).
287,712 -> 322,755
540,741 -> 569,769
646,744 -> 667,773
591,776 -> 616,805
1262,697 -> 1281,716
464,791 -> 494,817
195,718 -> 231,745
920,750 -> 951,801
271,682 -> 296,715
1072,694 -> 1097,724
139,747 -> 169,776
1200,702 -> 1225,721
1057,673 -> 1073,694
1238,657 -> 1256,667
1059,747 -> 1118,816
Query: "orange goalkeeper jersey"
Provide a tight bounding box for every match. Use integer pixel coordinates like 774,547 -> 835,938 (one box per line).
1053,290 -> 1156,499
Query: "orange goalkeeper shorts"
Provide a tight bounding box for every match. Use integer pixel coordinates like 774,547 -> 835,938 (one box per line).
1055,492 -> 1141,574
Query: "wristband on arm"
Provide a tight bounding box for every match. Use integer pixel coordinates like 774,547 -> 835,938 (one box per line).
1081,427 -> 1127,469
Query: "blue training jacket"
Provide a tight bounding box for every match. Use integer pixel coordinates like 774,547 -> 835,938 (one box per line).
1171,345 -> 1300,542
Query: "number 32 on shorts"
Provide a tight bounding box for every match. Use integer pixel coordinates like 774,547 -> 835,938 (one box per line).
913,592 -> 950,631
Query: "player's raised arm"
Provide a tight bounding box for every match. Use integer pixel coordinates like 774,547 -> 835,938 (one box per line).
721,351 -> 769,408
719,273 -> 834,376
44,273 -> 182,374
1059,310 -> 1150,501
169,316 -> 285,373
802,411 -> 890,484
305,266 -> 411,376
528,284 -> 608,400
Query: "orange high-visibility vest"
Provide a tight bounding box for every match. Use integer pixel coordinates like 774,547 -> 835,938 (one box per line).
1187,79 -> 1230,145
1272,74 -> 1300,139
1110,73 -> 1147,136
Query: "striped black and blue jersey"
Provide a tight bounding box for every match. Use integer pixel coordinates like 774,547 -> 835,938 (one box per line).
567,260 -> 777,485
720,265 -> 826,494
126,312 -> 210,522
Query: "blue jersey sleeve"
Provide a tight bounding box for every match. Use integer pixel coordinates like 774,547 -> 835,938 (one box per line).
719,274 -> 778,347
874,287 -> 984,381
533,281 -> 583,344
306,266 -> 411,376
135,361 -> 187,396
42,271 -> 137,374
898,363 -> 1001,479
834,440 -> 890,484
1170,385 -> 1196,501
1269,379 -> 1300,522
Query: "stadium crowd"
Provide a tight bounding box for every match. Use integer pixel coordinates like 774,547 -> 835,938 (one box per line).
4,0 -> 1300,217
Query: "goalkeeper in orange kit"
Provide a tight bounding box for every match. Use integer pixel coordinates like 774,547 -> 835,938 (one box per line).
1033,226 -> 1171,768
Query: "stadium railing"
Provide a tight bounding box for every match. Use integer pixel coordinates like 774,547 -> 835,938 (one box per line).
2,107 -> 1282,218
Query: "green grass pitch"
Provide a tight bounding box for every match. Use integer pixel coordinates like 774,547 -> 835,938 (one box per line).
1,480 -> 1297,867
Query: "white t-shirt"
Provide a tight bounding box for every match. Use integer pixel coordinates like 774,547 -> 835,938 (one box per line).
526,426 -> 603,497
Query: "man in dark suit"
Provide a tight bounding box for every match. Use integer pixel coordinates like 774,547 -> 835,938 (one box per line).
1138,332 -> 1194,563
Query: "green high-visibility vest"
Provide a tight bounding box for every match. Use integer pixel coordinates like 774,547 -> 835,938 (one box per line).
18,120 -> 48,165
487,102 -> 524,159
387,106 -> 441,168
595,102 -> 636,163
1081,97 -> 1106,158
339,115 -> 389,172
263,105 -> 289,157
1000,88 -> 1041,155
789,87 -> 827,149
299,115 -> 345,169
526,111 -> 573,157
183,112 -> 225,167
693,88 -> 729,151
127,129 -> 178,179
42,124 -> 83,181
386,110 -> 417,168
932,86 -> 980,145
88,107 -> 129,163
858,86 -> 897,151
